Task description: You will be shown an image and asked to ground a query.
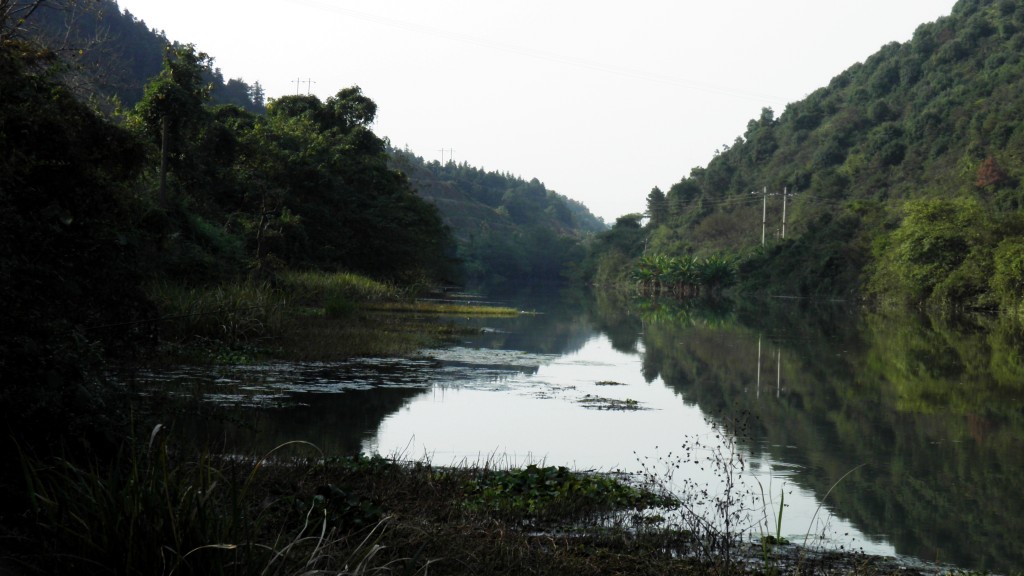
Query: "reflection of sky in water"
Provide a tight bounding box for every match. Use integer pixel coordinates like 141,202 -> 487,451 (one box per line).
365,335 -> 897,557
135,334 -> 898,555
132,302 -> 1024,573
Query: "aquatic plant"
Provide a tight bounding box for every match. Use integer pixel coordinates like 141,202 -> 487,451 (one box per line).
463,464 -> 675,525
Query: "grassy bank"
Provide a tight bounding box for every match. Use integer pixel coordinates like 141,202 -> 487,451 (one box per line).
15,439 -> 966,576
144,271 -> 516,362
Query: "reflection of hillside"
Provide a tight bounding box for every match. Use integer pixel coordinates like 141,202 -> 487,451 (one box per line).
619,299 -> 1024,574
461,287 -> 600,356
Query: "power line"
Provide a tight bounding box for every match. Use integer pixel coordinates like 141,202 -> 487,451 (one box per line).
291,77 -> 316,95
280,0 -> 787,105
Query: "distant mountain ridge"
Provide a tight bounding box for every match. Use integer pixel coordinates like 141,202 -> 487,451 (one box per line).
390,148 -> 605,239
390,148 -> 606,287
21,0 -> 264,111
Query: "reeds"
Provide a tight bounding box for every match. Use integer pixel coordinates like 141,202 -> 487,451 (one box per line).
276,270 -> 404,307
367,301 -> 519,317
145,280 -> 285,344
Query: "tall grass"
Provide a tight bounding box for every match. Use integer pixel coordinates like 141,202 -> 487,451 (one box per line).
145,280 -> 285,344
276,271 -> 404,306
21,430 -> 398,575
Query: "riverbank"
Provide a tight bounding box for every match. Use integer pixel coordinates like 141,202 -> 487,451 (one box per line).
14,447 -> 973,576
143,271 -> 519,364
10,277 -> 1010,575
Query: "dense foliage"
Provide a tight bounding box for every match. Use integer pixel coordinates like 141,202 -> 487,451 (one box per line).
0,30 -> 154,457
120,44 -> 458,283
390,148 -> 605,289
0,12 -> 457,469
591,0 -> 1024,311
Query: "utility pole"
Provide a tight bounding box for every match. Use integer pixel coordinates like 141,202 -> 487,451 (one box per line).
756,335 -> 762,399
776,349 -> 782,398
304,78 -> 316,95
782,186 -> 788,239
292,77 -> 301,95
781,187 -> 796,239
761,186 -> 767,246
159,115 -> 168,205
438,148 -> 455,164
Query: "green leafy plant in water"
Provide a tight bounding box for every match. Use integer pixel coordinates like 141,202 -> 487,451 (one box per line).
463,464 -> 675,524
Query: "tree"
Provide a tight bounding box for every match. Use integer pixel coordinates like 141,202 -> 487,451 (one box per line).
321,86 -> 377,132
646,186 -> 668,227
132,43 -> 214,198
134,43 -> 212,140
868,198 -> 985,304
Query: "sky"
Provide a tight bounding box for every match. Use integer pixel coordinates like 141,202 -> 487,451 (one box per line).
118,0 -> 960,222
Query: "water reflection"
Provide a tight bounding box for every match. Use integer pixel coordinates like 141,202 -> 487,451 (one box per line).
135,292 -> 1024,573
634,297 -> 1024,573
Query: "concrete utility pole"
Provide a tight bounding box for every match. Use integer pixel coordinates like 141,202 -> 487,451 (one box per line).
438,148 -> 455,164
304,78 -> 316,95
761,186 -> 767,246
292,77 -> 301,95
781,187 -> 796,239
782,187 -> 788,239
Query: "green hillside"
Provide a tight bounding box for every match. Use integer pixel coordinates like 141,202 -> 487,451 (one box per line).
390,148 -> 605,288
596,0 -> 1024,311
19,0 -> 265,112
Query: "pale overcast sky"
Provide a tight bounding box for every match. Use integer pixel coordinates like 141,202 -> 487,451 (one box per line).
118,0 -> 959,222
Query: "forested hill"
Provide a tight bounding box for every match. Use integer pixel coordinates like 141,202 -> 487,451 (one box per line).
390,148 -> 606,288
614,0 -> 1024,311
19,0 -> 265,111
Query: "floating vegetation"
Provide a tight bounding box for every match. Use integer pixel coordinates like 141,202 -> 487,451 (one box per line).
368,301 -> 520,317
578,394 -> 646,411
131,346 -> 560,408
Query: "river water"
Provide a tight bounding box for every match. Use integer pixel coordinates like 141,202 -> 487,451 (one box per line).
136,289 -> 1024,574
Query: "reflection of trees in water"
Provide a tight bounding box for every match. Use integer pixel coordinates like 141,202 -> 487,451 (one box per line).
609,298 -> 1024,574
466,286 -> 600,356
171,387 -> 427,457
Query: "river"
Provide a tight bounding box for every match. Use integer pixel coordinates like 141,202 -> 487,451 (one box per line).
135,289 -> 1024,574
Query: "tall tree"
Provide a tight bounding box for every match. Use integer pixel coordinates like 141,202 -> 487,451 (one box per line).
646,186 -> 667,227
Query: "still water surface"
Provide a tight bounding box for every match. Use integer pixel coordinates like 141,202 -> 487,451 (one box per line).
140,291 -> 1024,573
